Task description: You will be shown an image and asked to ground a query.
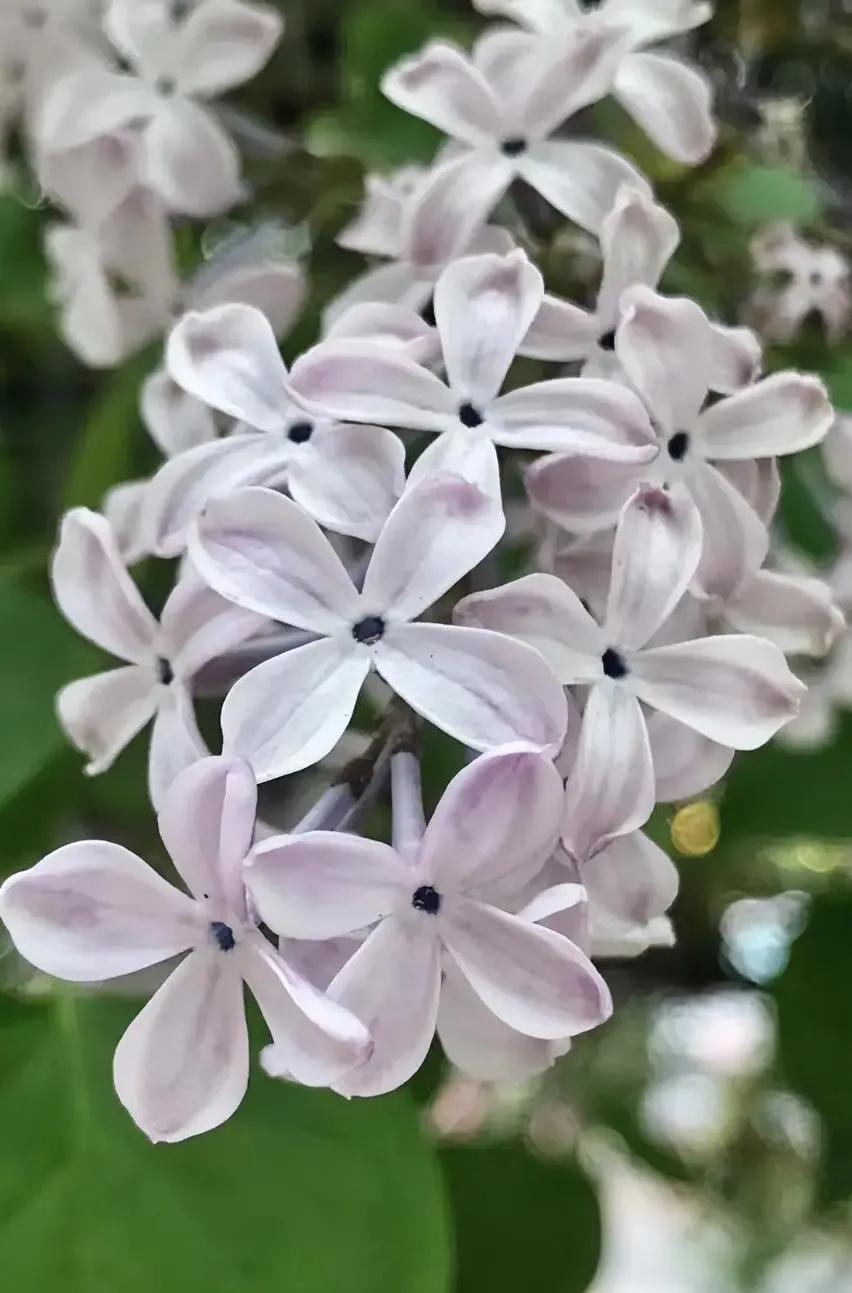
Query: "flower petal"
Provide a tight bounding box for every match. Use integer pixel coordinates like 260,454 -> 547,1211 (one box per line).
329,916 -> 442,1096
514,24 -> 625,138
562,684 -> 656,862
288,423 -> 405,543
167,303 -> 289,432
631,635 -> 806,748
437,958 -> 568,1081
288,339 -> 457,432
190,486 -> 360,631
144,98 -> 242,217
688,459 -> 769,601
489,375 -> 656,452
596,184 -> 680,325
725,569 -> 843,658
708,324 -> 762,394
193,258 -> 306,335
402,152 -> 514,271
525,446 -> 649,532
442,897 -> 612,1039
141,369 -> 218,457
516,141 -> 650,235
175,0 -> 283,97
0,841 -> 198,982
113,950 -> 248,1142
241,940 -> 371,1088
375,621 -> 567,753
645,710 -> 734,802
419,746 -> 564,895
581,830 -> 679,927
247,832 -> 407,940
615,285 -> 713,432
58,666 -> 158,777
381,41 -> 504,146
159,566 -> 267,675
147,683 -> 208,812
614,50 -> 715,165
454,572 -> 604,682
221,636 -> 369,780
519,293 -> 599,362
604,484 -> 703,650
694,372 -> 834,459
434,249 -> 543,406
363,472 -> 504,621
40,70 -> 156,150
51,508 -> 158,663
157,755 -> 257,911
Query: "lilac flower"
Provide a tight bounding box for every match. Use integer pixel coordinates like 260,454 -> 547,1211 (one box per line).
40,0 -> 283,216
147,303 -> 408,555
381,30 -> 648,247
0,757 -> 370,1141
521,183 -> 761,387
52,508 -> 263,806
245,748 -> 611,1095
189,474 -> 568,780
526,286 -> 834,598
456,484 -> 805,860
474,0 -> 716,163
288,249 -> 657,495
751,223 -> 850,345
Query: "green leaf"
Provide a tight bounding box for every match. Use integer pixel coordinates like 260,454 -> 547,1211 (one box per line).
696,162 -> 822,228
0,582 -> 91,813
441,1140 -> 601,1291
0,994 -> 452,1293
63,356 -> 152,511
773,892 -> 852,1204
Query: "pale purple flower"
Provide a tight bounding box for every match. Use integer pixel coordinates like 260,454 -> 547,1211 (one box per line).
328,162 -> 516,322
289,249 -> 657,497
189,472 -> 568,779
381,30 -> 649,248
526,286 -> 834,598
473,0 -> 716,163
0,0 -> 103,142
245,747 -> 611,1095
521,183 -> 761,387
0,757 -> 370,1141
148,303 -> 408,554
456,484 -> 805,860
40,0 -> 283,217
751,223 -> 850,345
52,508 -> 264,806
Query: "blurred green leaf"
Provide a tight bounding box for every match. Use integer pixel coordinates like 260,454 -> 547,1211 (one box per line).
0,994 -> 452,1292
695,162 -> 823,227
63,356 -> 152,512
773,892 -> 852,1204
0,582 -> 90,813
441,1140 -> 601,1291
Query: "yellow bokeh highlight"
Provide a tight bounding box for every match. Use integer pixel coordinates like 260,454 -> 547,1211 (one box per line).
671,802 -> 721,857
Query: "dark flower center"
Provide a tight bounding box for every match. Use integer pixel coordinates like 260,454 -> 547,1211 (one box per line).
352,616 -> 385,645
156,76 -> 177,97
458,402 -> 484,428
598,329 -> 616,352
158,658 -> 174,685
501,137 -> 528,157
602,647 -> 628,679
412,885 -> 441,915
287,421 -> 314,444
667,431 -> 690,461
210,921 -> 236,952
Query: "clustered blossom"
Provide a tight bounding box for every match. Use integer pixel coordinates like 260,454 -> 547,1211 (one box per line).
0,0 -> 844,1143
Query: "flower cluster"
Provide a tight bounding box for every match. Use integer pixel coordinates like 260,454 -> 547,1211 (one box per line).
0,0 -> 843,1143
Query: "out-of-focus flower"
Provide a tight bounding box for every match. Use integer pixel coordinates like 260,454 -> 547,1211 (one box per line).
51,508 -> 263,805
751,224 -> 851,345
0,757 -> 370,1141
40,0 -> 283,216
457,484 -> 805,858
474,0 -> 716,164
246,747 -> 611,1094
189,473 -> 568,779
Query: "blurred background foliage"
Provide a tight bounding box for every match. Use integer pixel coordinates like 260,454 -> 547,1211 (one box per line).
1,0 -> 852,1289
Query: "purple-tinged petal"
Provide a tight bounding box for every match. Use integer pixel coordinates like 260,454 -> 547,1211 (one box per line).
221,636 -> 369,781
402,152 -> 513,271
725,569 -> 844,658
694,372 -> 834,459
381,41 -> 504,146
581,830 -> 678,927
113,950 -> 248,1142
516,141 -> 650,235
596,185 -> 680,325
614,50 -> 715,165
58,666 -> 158,777
330,916 -> 442,1096
514,24 -> 626,139
144,98 -> 242,217
525,446 -> 648,532
159,567 -> 267,677
375,621 -> 568,753
288,423 -> 405,543
615,285 -> 713,432
175,0 -> 283,98
141,369 -> 218,456
519,293 -> 599,362
562,683 -> 655,862
147,683 -> 208,812
0,841 -> 199,982
631,635 -> 806,748
489,375 -> 656,453
247,832 -> 407,941
645,710 -> 734,802
708,324 -> 762,394
688,459 -> 769,601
